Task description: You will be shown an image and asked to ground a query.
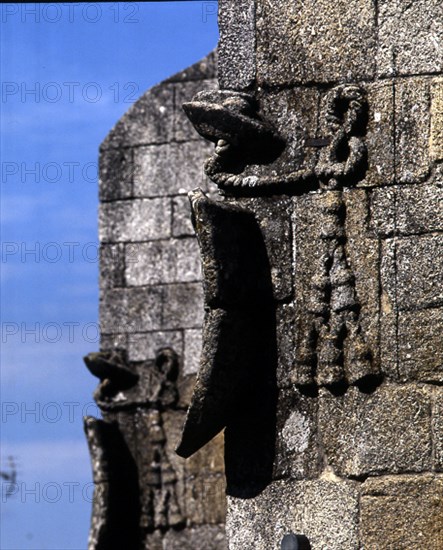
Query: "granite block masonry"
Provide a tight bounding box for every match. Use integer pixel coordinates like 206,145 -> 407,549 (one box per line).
176,1 -> 442,549
86,1 -> 442,548
84,52 -> 228,550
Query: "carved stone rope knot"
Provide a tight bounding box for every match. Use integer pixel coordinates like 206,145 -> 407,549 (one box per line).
293,190 -> 375,388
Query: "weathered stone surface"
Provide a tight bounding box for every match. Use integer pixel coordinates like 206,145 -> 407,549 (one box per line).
395,78 -> 431,184
234,196 -> 294,301
165,50 -> 218,83
276,302 -> 296,389
133,141 -> 213,198
174,79 -> 218,142
127,330 -> 183,362
359,81 -> 395,187
431,78 -> 443,160
369,186 -> 396,237
218,0 -> 255,90
361,475 -> 443,549
162,526 -> 228,550
172,195 -> 195,237
102,83 -> 174,149
162,283 -> 205,329
99,288 -> 127,334
274,388 -> 320,481
125,238 -> 201,286
371,184 -> 443,237
255,0 -> 376,86
99,198 -> 171,243
378,0 -> 443,77
395,234 -> 443,310
100,287 -> 163,334
379,239 -> 399,377
396,183 -> 443,234
434,388 -> 443,471
183,329 -> 202,376
319,384 -> 433,477
227,479 -> 359,550
256,87 -> 319,186
100,148 -> 133,201
100,333 -> 127,352
397,308 -> 443,383
100,244 -> 125,288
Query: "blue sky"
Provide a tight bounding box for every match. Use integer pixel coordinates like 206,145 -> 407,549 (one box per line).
0,3 -> 218,548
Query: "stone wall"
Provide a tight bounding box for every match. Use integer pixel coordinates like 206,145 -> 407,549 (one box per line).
178,2 -> 443,549
86,51 -> 228,550
90,1 -> 443,547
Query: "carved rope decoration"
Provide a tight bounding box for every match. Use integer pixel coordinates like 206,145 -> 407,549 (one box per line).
185,85 -> 368,193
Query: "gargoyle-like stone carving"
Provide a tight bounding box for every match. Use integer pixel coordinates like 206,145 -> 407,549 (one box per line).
185,85 -> 368,195
177,86 -> 380,493
177,190 -> 278,494
183,85 -> 379,390
84,348 -> 184,550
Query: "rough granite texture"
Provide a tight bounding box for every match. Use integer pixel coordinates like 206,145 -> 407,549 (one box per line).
92,0 -> 443,547
90,52 -> 227,549
209,1 -> 442,549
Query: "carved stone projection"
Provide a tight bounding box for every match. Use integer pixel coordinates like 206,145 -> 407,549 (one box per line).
176,1 -> 443,548
91,52 -> 228,550
84,348 -> 184,548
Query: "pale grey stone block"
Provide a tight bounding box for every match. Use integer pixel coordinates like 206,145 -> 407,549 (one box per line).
378,0 -> 443,77
162,283 -> 204,329
99,198 -> 171,243
125,238 -> 201,286
227,479 -> 359,550
99,287 -> 163,334
319,384 -> 433,477
255,0 -> 376,86
127,330 -> 183,362
218,0 -> 256,90
183,329 -> 203,375
99,148 -> 133,201
172,196 -> 194,237
99,244 -> 125,289
133,141 -> 213,198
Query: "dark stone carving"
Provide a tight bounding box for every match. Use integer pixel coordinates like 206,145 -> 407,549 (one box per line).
176,190 -> 278,496
315,85 -> 368,189
177,86 -> 379,499
84,348 -> 184,550
184,85 -> 368,195
181,86 -> 379,393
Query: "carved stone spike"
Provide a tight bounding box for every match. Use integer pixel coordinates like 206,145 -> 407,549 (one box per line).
176,190 -> 276,458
